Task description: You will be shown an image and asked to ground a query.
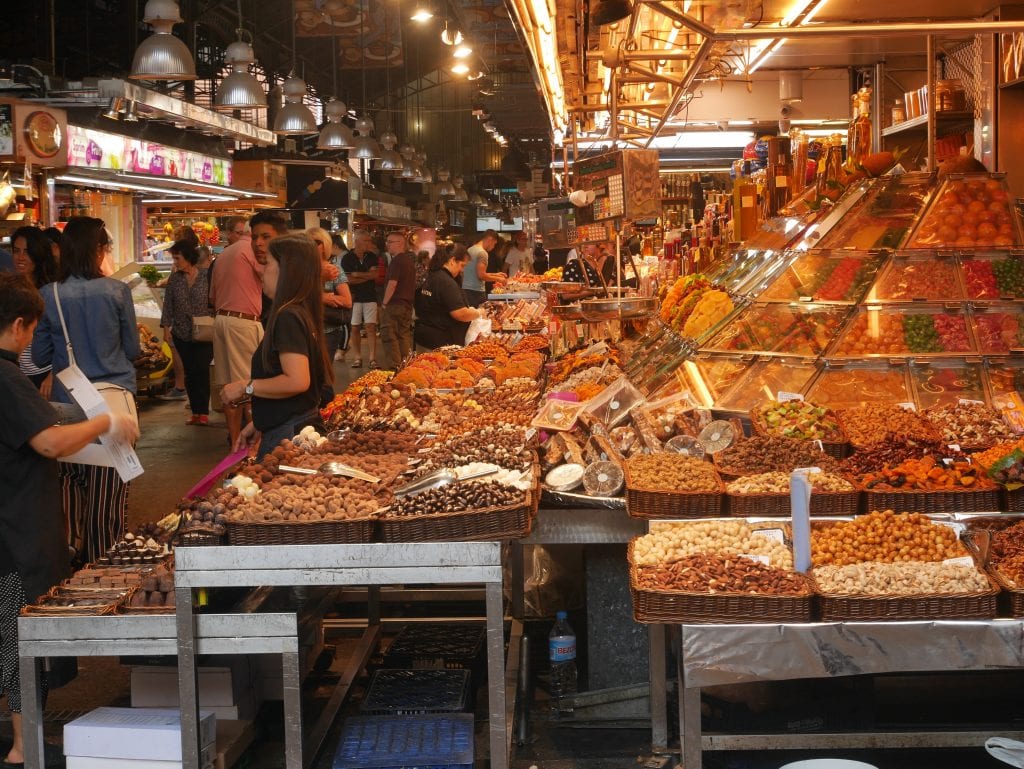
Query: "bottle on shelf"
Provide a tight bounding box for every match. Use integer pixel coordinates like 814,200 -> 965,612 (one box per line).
851,87 -> 873,165
549,610 -> 577,716
733,175 -> 758,241
847,93 -> 860,159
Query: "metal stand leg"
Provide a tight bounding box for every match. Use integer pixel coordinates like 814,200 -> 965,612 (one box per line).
486,581 -> 508,769
282,650 -> 303,769
509,542 -> 525,619
19,654 -> 45,769
678,628 -> 701,769
176,587 -> 202,769
649,623 -> 668,752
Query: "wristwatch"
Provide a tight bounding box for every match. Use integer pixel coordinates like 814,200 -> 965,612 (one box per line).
244,379 -> 255,397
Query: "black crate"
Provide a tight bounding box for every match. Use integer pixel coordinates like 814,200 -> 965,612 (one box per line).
360,669 -> 471,715
333,714 -> 474,769
382,624 -> 485,675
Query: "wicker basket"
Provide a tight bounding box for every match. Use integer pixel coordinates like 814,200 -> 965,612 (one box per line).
379,491 -> 536,543
861,486 -> 1000,514
21,586 -> 126,616
962,516 -> 1024,617
750,406 -> 849,460
174,527 -> 225,547
624,465 -> 724,520
1003,487 -> 1024,513
226,516 -> 377,546
813,575 -> 999,621
726,488 -> 859,518
627,543 -> 813,624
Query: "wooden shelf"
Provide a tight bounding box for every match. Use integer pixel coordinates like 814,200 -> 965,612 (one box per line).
881,111 -> 974,138
1001,76 -> 1024,90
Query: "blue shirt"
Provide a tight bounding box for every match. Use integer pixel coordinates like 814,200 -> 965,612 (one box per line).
462,244 -> 488,293
0,248 -> 12,273
32,276 -> 141,402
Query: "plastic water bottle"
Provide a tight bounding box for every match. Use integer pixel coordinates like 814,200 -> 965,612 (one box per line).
548,610 -> 577,715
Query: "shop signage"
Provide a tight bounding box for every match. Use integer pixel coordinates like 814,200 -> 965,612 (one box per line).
0,104 -> 13,156
66,125 -> 233,186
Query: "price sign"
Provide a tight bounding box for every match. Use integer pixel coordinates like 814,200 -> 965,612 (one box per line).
752,528 -> 785,544
777,391 -> 804,402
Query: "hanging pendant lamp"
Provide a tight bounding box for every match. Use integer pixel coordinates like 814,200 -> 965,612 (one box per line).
590,0 -> 633,26
436,165 -> 455,197
398,144 -> 417,178
451,174 -> 468,201
318,99 -> 355,149
350,113 -> 381,159
130,0 -> 197,81
216,38 -> 267,110
375,130 -> 405,171
274,74 -> 317,135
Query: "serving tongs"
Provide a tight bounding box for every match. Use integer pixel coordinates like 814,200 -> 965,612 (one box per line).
393,465 -> 499,498
278,462 -> 381,483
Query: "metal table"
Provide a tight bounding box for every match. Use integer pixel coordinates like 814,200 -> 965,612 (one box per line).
18,610 -> 300,769
674,619 -> 1024,768
173,542 -> 507,769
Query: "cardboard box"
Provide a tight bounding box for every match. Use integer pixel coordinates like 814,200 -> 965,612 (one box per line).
131,659 -> 254,708
66,740 -> 215,769
213,719 -> 257,769
64,707 -> 216,762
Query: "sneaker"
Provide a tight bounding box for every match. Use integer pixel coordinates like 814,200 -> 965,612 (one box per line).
160,387 -> 188,401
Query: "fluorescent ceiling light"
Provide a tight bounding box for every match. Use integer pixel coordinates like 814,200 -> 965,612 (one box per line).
672,131 -> 753,148
142,198 -> 238,204
728,119 -> 755,126
119,172 -> 278,199
453,45 -> 473,58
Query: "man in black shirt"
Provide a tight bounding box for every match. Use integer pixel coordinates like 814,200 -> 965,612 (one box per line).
340,230 -> 380,368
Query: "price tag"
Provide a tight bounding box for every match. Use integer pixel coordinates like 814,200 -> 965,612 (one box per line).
775,175 -> 788,187
943,556 -> 975,568
741,196 -> 755,207
948,443 -> 961,453
753,528 -> 785,543
793,466 -> 822,475
897,402 -> 916,412
958,398 -> 985,406
739,553 -> 771,566
524,427 -> 538,442
777,391 -> 804,402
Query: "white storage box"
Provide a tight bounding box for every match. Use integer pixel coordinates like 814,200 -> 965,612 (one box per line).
131,658 -> 254,707
64,707 -> 216,762
65,739 -> 215,769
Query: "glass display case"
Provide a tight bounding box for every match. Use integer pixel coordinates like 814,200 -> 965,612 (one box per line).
969,304 -> 1024,354
705,248 -> 783,296
755,249 -> 886,303
704,302 -> 850,357
826,304 -> 975,358
905,174 -> 1022,249
863,253 -> 963,302
910,359 -> 988,409
805,363 -> 912,409
986,358 -> 1024,408
815,172 -> 935,251
713,358 -> 819,412
959,250 -> 1024,300
676,356 -> 751,408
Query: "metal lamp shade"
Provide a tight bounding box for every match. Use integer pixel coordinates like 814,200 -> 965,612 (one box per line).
437,180 -> 455,197
469,192 -> 484,205
398,159 -> 417,178
589,0 -> 632,26
452,188 -> 469,201
274,101 -> 318,135
375,149 -> 405,171
317,122 -> 355,149
216,69 -> 267,110
130,31 -> 196,80
350,134 -> 382,159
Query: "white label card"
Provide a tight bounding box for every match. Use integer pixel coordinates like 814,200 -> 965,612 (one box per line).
948,443 -> 961,453
943,556 -> 975,568
898,402 -> 916,412
753,528 -> 785,543
777,391 -> 804,402
959,399 -> 985,406
739,553 -> 771,566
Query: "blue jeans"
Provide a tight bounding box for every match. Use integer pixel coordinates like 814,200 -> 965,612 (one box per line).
256,410 -> 324,460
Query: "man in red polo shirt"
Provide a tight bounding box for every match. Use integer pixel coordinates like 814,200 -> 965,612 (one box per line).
210,211 -> 288,447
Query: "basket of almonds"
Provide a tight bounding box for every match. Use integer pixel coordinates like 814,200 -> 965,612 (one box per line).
628,520 -> 813,623
810,510 -> 998,621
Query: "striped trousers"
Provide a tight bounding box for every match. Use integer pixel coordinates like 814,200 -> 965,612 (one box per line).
59,463 -> 128,566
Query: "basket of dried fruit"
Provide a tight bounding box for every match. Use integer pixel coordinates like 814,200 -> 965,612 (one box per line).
751,400 -> 849,459
922,402 -> 1015,451
628,524 -> 812,623
712,435 -> 840,481
810,511 -> 998,621
725,471 -> 859,517
961,516 -> 1024,617
973,439 -> 1024,511
856,455 -> 1000,514
836,404 -> 942,452
379,481 -> 537,542
624,454 -> 724,519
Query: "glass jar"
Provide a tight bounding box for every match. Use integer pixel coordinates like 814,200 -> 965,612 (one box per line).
935,78 -> 966,112
891,99 -> 907,125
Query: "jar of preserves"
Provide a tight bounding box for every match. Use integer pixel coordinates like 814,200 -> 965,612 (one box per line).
935,78 -> 966,112
891,99 -> 906,125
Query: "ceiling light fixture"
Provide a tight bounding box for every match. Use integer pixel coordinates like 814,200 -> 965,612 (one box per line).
450,63 -> 470,76
453,45 -> 473,59
130,0 -> 197,81
411,2 -> 433,22
441,22 -> 464,46
273,9 -> 317,134
318,99 -> 355,149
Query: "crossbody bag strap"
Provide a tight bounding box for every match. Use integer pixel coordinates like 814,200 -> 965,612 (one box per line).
52,282 -> 76,368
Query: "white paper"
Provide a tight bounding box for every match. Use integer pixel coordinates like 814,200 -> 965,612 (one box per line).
790,470 -> 813,573
752,528 -> 785,543
777,391 -> 804,402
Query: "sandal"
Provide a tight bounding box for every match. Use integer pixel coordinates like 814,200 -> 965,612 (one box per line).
351,359 -> 362,368
369,360 -> 378,369
186,415 -> 209,426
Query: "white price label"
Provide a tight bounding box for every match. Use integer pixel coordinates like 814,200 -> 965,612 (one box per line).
793,466 -> 822,475
777,391 -> 804,402
739,553 -> 771,566
775,175 -> 788,187
948,443 -> 961,453
943,556 -> 975,568
741,196 -> 755,207
897,402 -> 917,412
752,528 -> 785,543
959,398 -> 985,406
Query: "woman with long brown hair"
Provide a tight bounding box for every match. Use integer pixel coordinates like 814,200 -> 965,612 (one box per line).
221,234 -> 333,459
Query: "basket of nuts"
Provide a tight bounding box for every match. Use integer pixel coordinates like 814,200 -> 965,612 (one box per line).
962,516 -> 1024,617
751,400 -> 849,460
810,511 -> 999,621
712,435 -> 840,481
623,454 -> 724,519
628,522 -> 813,623
836,404 -> 942,452
857,455 -> 1000,514
379,480 -> 537,543
725,471 -> 858,517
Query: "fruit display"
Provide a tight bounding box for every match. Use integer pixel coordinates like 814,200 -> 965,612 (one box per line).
715,435 -> 838,476
817,172 -> 932,251
714,360 -> 818,413
705,303 -> 848,356
971,309 -> 1024,353
838,438 -> 946,476
907,176 -> 1020,248
827,308 -> 974,357
865,258 -> 962,301
390,344 -> 545,390
909,363 -> 986,409
962,254 -> 1024,299
632,520 -> 793,569
658,274 -> 735,339
837,404 -> 942,448
806,366 -> 912,409
812,561 -> 990,596
676,357 -> 751,408
321,369 -> 396,428
923,402 -> 1014,447
681,290 -> 735,339
857,454 -> 993,491
753,399 -> 845,442
547,347 -> 621,387
974,438 -> 1024,487
759,251 -> 885,303
811,510 -> 965,567
483,299 -> 547,331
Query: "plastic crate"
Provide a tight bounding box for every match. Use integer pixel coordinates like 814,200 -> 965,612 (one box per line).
382,624 -> 485,673
332,714 -> 474,769
361,669 -> 471,715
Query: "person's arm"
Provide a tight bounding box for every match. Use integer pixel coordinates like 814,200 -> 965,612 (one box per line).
31,304 -> 54,369
321,262 -> 340,282
160,275 -> 175,340
29,413 -> 113,458
118,283 -> 141,360
450,306 -> 484,322
476,256 -> 506,284
334,282 -> 352,308
222,352 -> 310,403
382,279 -> 398,306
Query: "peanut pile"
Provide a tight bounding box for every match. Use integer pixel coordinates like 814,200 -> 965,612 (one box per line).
811,510 -> 965,567
633,520 -> 793,569
626,453 -> 721,491
635,554 -> 809,596
813,561 -> 989,595
726,470 -> 853,494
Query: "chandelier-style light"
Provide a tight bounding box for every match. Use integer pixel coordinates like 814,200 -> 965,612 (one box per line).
130,0 -> 197,81
317,99 -> 355,149
273,74 -> 317,135
215,37 -> 267,110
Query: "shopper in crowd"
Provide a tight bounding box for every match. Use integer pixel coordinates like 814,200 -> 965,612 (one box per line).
197,245 -> 213,270
11,226 -> 58,396
486,235 -> 506,294
32,216 -> 140,567
161,239 -> 214,426
42,227 -> 64,262
330,233 -> 352,360
0,273 -> 139,768
307,227 -> 352,372
0,246 -> 13,273
341,229 -> 380,369
563,242 -> 603,286
503,230 -> 532,278
414,244 -> 487,349
381,231 -> 416,368
532,237 -> 549,275
463,230 -> 505,307
223,216 -> 247,246
221,234 -> 332,460
209,210 -> 282,448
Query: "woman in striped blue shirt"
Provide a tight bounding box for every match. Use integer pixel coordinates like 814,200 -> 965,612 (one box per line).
11,226 -> 58,397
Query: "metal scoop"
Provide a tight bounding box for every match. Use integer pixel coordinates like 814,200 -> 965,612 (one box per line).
278,462 -> 381,483
393,465 -> 499,497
